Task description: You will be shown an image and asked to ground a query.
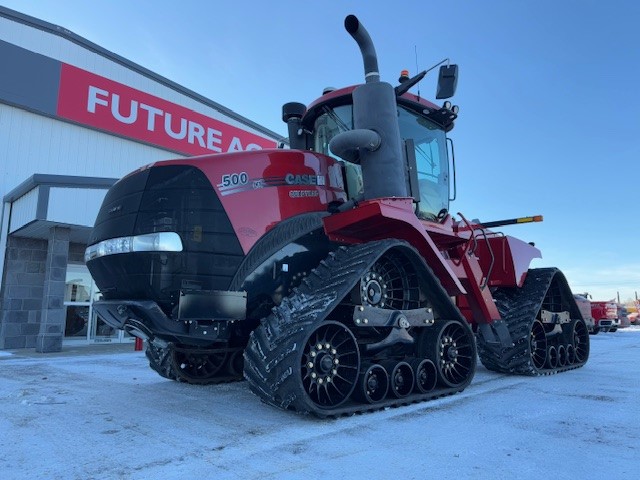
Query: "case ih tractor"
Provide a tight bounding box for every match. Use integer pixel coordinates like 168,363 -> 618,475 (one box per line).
85,16 -> 589,416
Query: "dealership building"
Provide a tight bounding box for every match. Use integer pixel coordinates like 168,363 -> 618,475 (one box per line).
0,6 -> 283,351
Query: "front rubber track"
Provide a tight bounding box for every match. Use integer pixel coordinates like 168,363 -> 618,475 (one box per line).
243,239 -> 476,417
477,268 -> 589,375
145,342 -> 244,384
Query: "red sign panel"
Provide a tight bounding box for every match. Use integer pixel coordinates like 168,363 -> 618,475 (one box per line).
57,64 -> 277,155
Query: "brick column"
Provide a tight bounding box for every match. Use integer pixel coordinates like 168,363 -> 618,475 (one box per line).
36,226 -> 70,353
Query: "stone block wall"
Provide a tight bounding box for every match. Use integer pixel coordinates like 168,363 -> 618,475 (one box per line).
0,236 -> 47,349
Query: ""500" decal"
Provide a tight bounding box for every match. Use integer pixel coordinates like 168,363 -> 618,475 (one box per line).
218,172 -> 249,189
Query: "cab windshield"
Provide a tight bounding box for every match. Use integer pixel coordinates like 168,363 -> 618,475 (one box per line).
313,103 -> 449,220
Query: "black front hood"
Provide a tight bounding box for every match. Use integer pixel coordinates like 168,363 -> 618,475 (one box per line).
86,164 -> 244,311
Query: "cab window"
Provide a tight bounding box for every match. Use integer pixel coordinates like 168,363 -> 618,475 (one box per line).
398,108 -> 449,219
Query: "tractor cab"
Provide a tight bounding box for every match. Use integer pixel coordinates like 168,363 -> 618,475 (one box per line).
283,68 -> 457,221
284,86 -> 457,221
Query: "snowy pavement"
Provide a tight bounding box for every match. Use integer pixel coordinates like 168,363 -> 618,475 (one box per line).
1,328 -> 639,480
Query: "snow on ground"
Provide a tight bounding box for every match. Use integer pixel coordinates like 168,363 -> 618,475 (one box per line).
1,329 -> 639,480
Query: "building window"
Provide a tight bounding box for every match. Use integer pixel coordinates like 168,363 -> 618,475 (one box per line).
64,264 -> 92,340
64,263 -> 127,343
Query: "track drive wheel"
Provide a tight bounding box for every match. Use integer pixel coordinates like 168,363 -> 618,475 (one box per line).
423,320 -> 476,388
359,252 -> 420,309
301,321 -> 360,409
171,347 -> 228,385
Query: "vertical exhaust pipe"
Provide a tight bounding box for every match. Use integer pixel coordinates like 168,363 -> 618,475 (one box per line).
344,15 -> 380,84
328,15 -> 407,200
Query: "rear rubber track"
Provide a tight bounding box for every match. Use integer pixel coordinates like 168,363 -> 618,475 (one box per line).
477,268 -> 589,375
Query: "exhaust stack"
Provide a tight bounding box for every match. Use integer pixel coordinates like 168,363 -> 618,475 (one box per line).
344,15 -> 380,84
329,15 -> 408,201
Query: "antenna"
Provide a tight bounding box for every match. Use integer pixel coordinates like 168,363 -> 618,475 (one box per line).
414,45 -> 420,98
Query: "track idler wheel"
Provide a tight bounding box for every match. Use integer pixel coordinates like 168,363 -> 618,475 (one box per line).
227,350 -> 244,377
529,319 -> 547,370
381,361 -> 414,398
571,318 -> 590,363
353,364 -> 389,404
301,321 -> 360,408
410,358 -> 437,393
427,321 -> 476,388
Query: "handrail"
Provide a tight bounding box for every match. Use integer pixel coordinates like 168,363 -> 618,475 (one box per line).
454,212 -> 495,290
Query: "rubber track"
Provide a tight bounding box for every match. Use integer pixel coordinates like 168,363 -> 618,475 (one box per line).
477,268 -> 589,375
145,342 -> 176,380
145,343 -> 244,384
243,239 -> 475,417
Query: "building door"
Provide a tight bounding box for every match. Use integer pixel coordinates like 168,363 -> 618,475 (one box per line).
64,263 -> 134,345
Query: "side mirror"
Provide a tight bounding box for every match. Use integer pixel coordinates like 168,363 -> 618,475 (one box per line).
436,64 -> 458,99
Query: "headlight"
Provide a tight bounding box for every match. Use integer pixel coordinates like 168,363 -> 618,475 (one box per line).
84,232 -> 183,262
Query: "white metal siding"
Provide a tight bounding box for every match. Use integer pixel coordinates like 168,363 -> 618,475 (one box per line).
8,186 -> 38,233
0,16 -> 275,139
0,104 -> 185,199
47,187 -> 107,227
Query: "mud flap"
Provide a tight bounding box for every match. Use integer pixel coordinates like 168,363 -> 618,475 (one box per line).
478,320 -> 513,348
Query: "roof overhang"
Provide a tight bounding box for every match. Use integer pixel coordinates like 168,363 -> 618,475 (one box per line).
4,174 -> 116,244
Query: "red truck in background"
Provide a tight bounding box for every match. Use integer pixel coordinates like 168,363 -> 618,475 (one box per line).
590,301 -> 619,334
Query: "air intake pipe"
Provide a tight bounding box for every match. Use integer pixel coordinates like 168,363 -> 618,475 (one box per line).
329,15 -> 408,200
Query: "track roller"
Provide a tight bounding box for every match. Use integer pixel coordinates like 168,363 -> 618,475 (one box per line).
410,358 -> 437,393
381,361 -> 414,398
557,345 -> 567,367
546,346 -> 558,369
353,364 -> 389,403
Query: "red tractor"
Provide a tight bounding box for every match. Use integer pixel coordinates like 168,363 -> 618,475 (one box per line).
85,16 -> 589,416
